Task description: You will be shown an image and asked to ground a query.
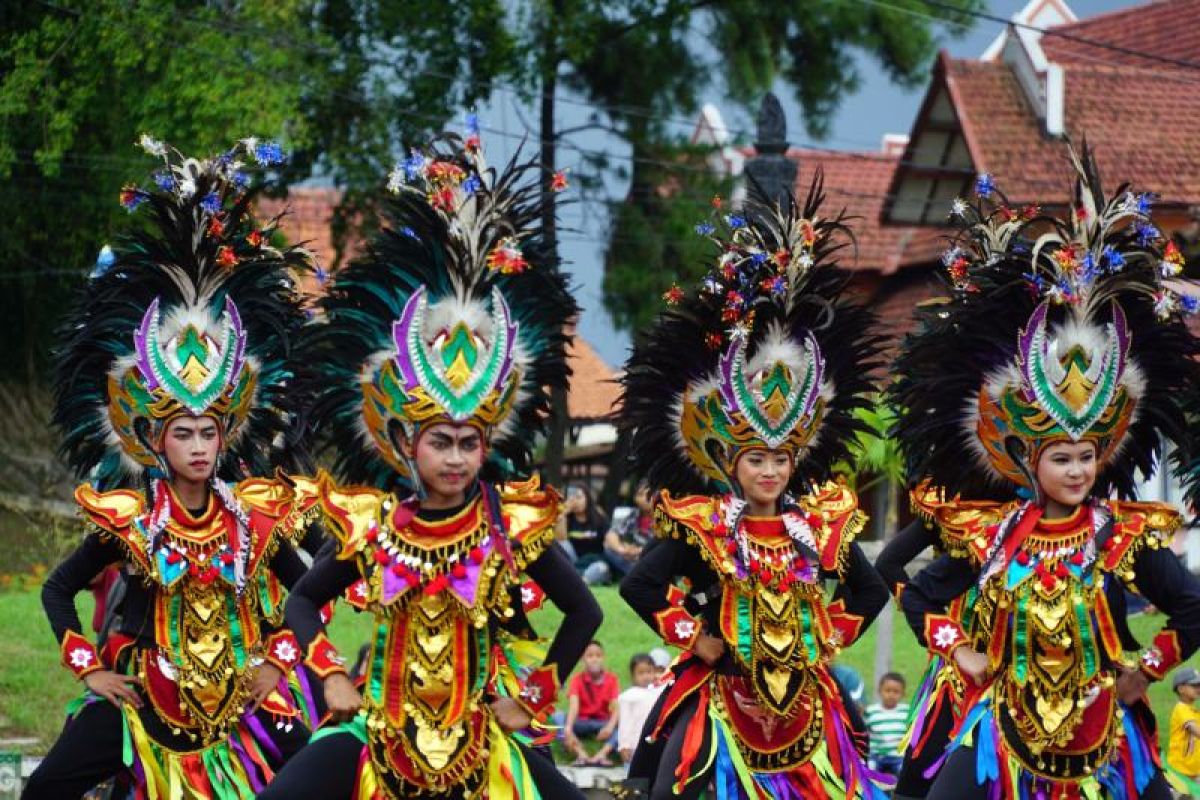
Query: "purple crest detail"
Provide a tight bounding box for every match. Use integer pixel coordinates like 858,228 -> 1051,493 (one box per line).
134,296 -> 163,390
391,287 -> 427,393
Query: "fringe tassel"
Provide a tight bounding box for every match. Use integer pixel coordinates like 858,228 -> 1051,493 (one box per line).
122,705 -> 271,799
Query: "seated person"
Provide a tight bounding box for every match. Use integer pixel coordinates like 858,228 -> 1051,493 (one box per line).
560,641 -> 620,766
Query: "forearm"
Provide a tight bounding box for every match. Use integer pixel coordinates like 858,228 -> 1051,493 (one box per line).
875,519 -> 936,600
285,552 -> 359,678
901,554 -> 979,656
619,538 -> 710,649
42,533 -> 124,677
525,545 -> 602,684
828,543 -> 888,645
1131,546 -> 1200,680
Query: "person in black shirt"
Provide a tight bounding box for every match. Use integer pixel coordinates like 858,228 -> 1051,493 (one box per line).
888,153 -> 1200,799
24,137 -> 317,799
259,128 -> 600,800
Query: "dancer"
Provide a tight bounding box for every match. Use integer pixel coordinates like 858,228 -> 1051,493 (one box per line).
25,137 -> 319,799
260,129 -> 601,799
617,185 -> 891,799
893,149 -> 1200,800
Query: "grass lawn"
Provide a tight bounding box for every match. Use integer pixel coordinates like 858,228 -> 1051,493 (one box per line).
0,584 -> 1184,758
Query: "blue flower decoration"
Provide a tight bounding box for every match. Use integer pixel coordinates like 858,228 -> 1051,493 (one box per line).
1137,193 -> 1153,215
153,171 -> 175,191
400,226 -> 420,241
695,222 -> 715,236
403,152 -> 426,181
1182,295 -> 1200,314
233,171 -> 250,190
1103,245 -> 1125,272
726,214 -> 746,229
974,173 -> 995,198
1136,221 -> 1160,246
253,141 -> 284,166
1080,252 -> 1098,285
200,192 -> 222,214
465,113 -> 480,136
315,266 -> 329,285
90,245 -> 116,279
750,251 -> 767,265
462,174 -> 482,195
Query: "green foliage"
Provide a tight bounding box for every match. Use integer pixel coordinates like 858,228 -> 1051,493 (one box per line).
602,143 -> 733,334
596,0 -> 983,333
0,1 -> 329,379
0,0 -> 510,380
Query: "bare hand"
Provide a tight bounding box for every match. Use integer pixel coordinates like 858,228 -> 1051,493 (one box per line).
490,697 -> 533,733
247,663 -> 284,712
693,634 -> 725,666
1115,666 -> 1149,706
619,747 -> 633,762
84,670 -> 143,708
323,673 -> 362,723
952,647 -> 990,685
597,721 -> 616,741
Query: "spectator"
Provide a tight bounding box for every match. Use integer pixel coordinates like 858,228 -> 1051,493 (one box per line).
617,653 -> 662,764
1167,667 -> 1200,796
562,641 -> 620,766
865,672 -> 910,776
556,483 -> 610,585
829,661 -> 867,738
602,482 -> 656,581
649,647 -> 672,678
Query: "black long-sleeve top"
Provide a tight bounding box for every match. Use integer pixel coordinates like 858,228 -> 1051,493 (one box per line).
875,519 -> 936,600
285,508 -> 602,687
901,545 -> 1199,670
620,535 -> 888,669
42,530 -> 308,648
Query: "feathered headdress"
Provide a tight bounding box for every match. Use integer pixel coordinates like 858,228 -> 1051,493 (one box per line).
890,146 -> 1200,499
620,181 -> 882,496
301,125 -> 576,491
53,136 -> 312,489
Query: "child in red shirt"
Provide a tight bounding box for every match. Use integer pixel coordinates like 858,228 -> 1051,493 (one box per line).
563,641 -> 620,765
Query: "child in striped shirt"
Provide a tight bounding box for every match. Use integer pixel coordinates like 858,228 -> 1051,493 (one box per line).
865,672 -> 910,776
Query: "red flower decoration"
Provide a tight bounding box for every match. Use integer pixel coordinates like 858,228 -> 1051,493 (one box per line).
704,332 -> 723,350
711,195 -> 723,210
216,245 -> 239,269
430,187 -> 456,211
486,237 -> 529,274
663,285 -> 684,305
551,170 -> 569,192
426,161 -> 466,185
246,230 -> 264,248
208,216 -> 226,238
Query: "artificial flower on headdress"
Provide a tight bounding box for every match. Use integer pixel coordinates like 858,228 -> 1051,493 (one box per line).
891,146 -> 1200,499
302,127 -> 577,490
54,138 -> 311,488
622,181 -> 881,496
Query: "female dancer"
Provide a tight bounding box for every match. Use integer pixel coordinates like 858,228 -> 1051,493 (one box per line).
259,131 -> 601,799
893,150 -> 1200,800
25,137 -> 319,798
618,185 -> 891,799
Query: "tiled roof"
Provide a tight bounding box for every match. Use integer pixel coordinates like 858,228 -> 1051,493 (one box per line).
765,147 -> 951,274
1039,0 -> 1200,68
944,55 -> 1200,204
257,186 -> 355,271
567,337 -> 620,420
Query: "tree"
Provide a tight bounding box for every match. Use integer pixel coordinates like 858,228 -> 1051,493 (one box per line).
0,0 -> 512,381
0,1 -> 324,379
596,0 -> 982,335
